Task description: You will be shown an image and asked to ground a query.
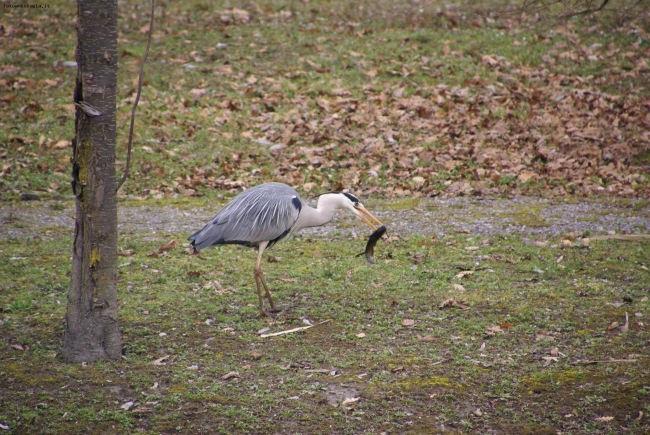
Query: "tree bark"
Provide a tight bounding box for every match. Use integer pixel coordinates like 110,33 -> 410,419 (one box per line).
63,0 -> 121,362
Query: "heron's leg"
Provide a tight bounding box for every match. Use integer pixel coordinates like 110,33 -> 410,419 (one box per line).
258,269 -> 278,311
254,242 -> 280,316
253,264 -> 266,317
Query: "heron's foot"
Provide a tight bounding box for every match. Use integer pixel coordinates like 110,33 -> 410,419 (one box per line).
261,307 -> 282,317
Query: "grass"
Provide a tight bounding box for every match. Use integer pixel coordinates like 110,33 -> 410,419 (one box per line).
1,215 -> 650,433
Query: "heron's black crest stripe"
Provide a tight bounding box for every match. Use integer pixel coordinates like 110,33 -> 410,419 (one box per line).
342,192 -> 360,204
291,196 -> 302,212
311,191 -> 360,204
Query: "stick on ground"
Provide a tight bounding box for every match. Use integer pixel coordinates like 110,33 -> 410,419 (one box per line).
260,319 -> 331,338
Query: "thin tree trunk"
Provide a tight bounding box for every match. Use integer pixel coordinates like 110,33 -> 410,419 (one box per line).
63,0 -> 121,362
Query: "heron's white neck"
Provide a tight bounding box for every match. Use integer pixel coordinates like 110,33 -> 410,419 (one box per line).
294,193 -> 348,231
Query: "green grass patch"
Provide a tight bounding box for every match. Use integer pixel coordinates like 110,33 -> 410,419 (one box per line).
2,215 -> 650,433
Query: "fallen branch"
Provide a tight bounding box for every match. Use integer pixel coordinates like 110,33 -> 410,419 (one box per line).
260,319 -> 331,338
589,234 -> 650,241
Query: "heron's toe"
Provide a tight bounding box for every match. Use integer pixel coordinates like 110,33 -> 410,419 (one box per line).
261,307 -> 282,317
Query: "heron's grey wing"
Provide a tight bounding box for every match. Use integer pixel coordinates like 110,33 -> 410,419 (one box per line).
189,183 -> 302,250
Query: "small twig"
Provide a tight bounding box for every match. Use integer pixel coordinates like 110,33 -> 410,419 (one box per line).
572,358 -> 638,365
260,319 -> 331,338
116,0 -> 155,193
557,0 -> 609,19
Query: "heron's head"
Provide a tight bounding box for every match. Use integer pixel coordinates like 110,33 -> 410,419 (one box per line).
337,192 -> 383,231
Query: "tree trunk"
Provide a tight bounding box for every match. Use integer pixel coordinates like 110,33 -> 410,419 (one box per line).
63,0 -> 121,362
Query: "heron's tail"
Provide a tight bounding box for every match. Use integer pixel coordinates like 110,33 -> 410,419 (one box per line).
188,229 -> 199,242
188,231 -> 200,254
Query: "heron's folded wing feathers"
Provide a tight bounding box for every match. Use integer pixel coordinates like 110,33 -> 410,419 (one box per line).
191,183 -> 301,249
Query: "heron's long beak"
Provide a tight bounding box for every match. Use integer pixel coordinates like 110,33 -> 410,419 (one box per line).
355,206 -> 383,231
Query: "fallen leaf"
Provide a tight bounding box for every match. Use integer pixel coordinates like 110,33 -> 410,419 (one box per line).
153,355 -> 170,365
542,356 -> 559,366
550,347 -> 559,357
189,88 -> 208,99
607,321 -> 619,331
402,319 -> 415,326
159,240 -> 178,252
120,401 -> 135,411
439,298 -> 454,309
355,332 -> 366,338
118,248 -> 135,257
452,284 -> 465,291
221,371 -> 239,380
517,170 -> 537,182
439,298 -> 470,310
485,325 -> 503,336
53,140 -> 71,149
249,351 -> 262,360
341,397 -> 360,406
10,344 -> 28,351
595,416 -> 614,422
456,270 -> 474,279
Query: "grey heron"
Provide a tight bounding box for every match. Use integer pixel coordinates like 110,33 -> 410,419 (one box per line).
188,182 -> 383,316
